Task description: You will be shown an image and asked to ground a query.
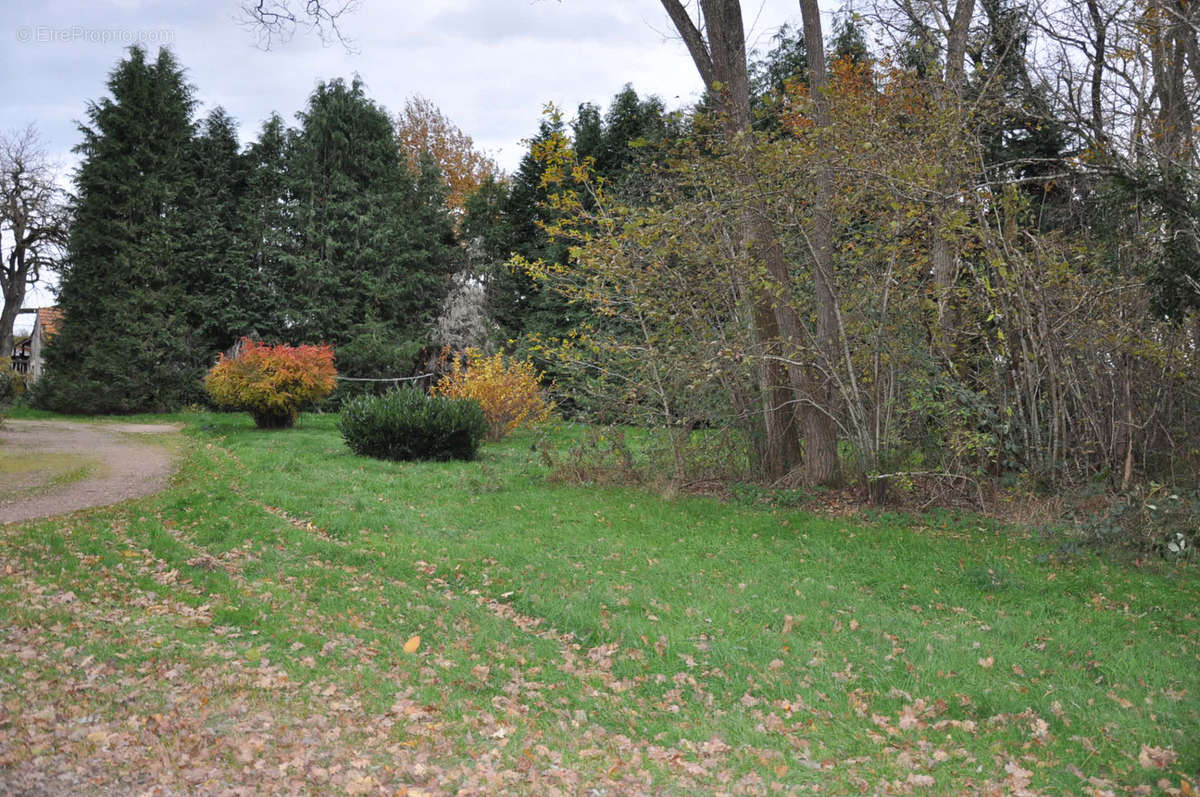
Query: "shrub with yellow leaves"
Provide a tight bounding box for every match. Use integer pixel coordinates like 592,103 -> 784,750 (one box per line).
432,349 -> 553,441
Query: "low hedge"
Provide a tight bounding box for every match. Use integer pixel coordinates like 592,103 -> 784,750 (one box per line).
339,388 -> 486,462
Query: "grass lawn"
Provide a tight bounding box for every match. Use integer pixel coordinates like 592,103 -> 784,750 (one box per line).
1,411 -> 1197,795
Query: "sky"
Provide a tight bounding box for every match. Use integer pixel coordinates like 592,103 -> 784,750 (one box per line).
3,0 -> 808,328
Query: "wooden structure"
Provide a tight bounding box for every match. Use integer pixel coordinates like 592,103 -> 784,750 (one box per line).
9,307 -> 61,380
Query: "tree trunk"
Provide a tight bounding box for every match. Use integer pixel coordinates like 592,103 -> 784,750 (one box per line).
661,0 -> 805,479
943,0 -> 976,97
1121,376 -> 1134,491
0,287 -> 23,363
1148,0 -> 1195,168
933,0 -> 975,351
1084,0 -> 1108,148
797,0 -> 842,486
1,249 -> 29,362
754,302 -> 805,479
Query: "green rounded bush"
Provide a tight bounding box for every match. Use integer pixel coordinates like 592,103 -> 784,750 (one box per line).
339,388 -> 486,462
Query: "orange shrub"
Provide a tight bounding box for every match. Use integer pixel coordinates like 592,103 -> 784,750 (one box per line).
432,348 -> 553,441
205,338 -> 337,428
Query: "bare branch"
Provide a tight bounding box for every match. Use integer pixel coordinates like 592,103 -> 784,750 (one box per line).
238,0 -> 360,52
0,125 -> 68,356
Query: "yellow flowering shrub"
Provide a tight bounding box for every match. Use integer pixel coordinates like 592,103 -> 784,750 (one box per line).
432,349 -> 553,441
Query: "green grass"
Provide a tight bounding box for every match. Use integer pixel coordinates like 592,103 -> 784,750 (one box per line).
0,411 -> 1196,794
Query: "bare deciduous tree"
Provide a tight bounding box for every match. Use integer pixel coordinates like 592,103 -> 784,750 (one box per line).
1,126 -> 67,360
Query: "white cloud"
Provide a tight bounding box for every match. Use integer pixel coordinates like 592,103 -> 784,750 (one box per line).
4,0 -> 805,175
5,1 -> 810,303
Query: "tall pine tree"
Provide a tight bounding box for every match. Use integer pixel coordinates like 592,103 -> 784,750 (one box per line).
178,108 -> 254,358
464,89 -> 677,346
242,113 -> 295,339
36,47 -> 200,413
471,114 -> 573,343
285,78 -> 457,347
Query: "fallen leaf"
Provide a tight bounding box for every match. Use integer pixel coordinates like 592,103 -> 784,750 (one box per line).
1138,744 -> 1178,770
1005,760 -> 1033,787
344,774 -> 377,795
403,635 -> 421,654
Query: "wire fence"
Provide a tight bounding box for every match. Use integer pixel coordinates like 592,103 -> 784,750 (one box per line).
335,373 -> 434,385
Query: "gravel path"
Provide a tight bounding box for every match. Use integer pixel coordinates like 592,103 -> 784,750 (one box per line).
0,420 -> 181,525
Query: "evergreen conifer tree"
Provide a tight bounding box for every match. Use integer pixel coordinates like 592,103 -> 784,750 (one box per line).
468,115 -> 573,343
36,46 -> 200,413
243,113 -> 295,339
177,108 -> 253,359
286,78 -> 456,347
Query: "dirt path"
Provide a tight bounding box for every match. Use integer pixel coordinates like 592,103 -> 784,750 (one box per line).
0,420 -> 181,525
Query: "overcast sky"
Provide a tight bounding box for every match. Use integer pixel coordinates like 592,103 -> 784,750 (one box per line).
4,0 -> 807,326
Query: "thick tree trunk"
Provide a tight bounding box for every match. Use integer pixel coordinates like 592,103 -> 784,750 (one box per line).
1148,0 -> 1196,171
1,247 -> 30,362
797,0 -> 842,486
943,0 -> 975,96
733,137 -> 806,480
753,303 -> 805,479
671,0 -> 842,484
661,0 -> 805,479
0,286 -> 23,363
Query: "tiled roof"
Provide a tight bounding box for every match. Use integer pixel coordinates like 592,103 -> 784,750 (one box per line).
35,307 -> 63,337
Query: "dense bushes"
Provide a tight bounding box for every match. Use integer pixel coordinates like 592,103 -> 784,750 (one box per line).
0,369 -> 25,405
205,339 -> 337,428
339,388 -> 486,461
432,349 -> 553,441
1078,487 -> 1199,557
0,370 -> 23,430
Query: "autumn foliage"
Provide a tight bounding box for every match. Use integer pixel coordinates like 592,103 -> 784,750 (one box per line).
395,96 -> 499,217
432,349 -> 553,441
204,339 -> 337,428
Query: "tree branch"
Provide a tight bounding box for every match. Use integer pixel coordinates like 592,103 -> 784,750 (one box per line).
239,0 -> 360,51
659,0 -> 716,87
